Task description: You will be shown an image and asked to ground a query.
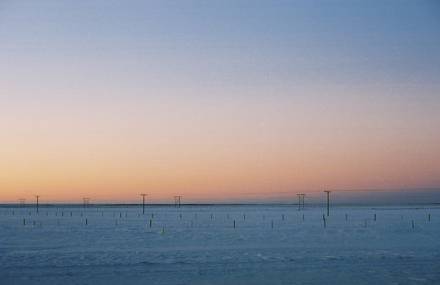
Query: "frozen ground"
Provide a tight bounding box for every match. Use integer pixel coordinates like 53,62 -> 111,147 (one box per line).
1,204 -> 439,285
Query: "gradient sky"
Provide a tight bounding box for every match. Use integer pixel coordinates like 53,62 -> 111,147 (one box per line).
1,0 -> 440,203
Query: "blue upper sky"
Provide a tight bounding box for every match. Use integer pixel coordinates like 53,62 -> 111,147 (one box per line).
2,1 -> 439,99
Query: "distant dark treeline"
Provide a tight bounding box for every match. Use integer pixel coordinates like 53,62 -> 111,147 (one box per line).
0,202 -> 440,208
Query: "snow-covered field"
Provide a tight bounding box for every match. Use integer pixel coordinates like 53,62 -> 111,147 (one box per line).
1,204 -> 439,284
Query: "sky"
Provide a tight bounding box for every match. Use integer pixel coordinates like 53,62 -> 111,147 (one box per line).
1,0 -> 440,203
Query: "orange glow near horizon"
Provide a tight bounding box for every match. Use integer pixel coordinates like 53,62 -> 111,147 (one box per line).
1,97 -> 439,203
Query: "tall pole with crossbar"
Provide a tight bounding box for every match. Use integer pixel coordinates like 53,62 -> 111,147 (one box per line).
140,194 -> 147,214
324,191 -> 331,216
35,195 -> 40,213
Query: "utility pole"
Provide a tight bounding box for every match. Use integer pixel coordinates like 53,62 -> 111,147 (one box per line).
174,196 -> 182,208
83,197 -> 90,208
35,195 -> 40,213
324,191 -> 331,217
297,193 -> 306,210
300,194 -> 306,210
19,198 -> 26,208
140,194 -> 147,214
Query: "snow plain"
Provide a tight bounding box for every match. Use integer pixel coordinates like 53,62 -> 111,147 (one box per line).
1,204 -> 439,284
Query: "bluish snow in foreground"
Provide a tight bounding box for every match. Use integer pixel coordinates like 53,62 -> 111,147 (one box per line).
1,205 -> 439,284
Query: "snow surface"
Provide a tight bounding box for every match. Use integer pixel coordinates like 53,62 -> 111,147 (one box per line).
1,205 -> 439,284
